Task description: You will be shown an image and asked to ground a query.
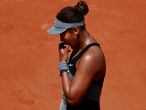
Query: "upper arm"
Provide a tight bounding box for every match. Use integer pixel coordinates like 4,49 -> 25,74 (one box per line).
67,48 -> 102,105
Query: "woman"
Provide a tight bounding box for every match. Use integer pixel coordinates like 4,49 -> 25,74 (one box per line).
48,1 -> 106,110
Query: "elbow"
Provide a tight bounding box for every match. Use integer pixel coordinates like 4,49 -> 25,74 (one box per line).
65,88 -> 84,106
67,98 -> 81,106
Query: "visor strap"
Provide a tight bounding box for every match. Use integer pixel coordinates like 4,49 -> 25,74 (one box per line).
54,19 -> 85,29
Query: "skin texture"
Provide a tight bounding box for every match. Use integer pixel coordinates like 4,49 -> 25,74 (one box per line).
59,28 -> 106,105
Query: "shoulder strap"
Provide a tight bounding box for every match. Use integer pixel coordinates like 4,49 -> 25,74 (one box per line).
70,43 -> 100,64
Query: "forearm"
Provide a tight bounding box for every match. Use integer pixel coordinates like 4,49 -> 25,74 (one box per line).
60,72 -> 71,98
60,72 -> 82,106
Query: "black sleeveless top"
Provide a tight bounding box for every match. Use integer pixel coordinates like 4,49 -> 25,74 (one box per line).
68,42 -> 105,86
66,43 -> 104,110
68,43 -> 100,75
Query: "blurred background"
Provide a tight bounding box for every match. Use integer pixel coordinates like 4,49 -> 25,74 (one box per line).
0,0 -> 146,110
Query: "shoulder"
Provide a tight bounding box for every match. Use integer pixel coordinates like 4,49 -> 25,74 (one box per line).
77,45 -> 104,72
80,45 -> 103,63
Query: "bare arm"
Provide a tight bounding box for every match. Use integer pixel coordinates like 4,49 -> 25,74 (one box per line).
59,46 -> 102,105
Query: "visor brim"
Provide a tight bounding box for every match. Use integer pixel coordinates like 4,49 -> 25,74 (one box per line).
47,26 -> 67,35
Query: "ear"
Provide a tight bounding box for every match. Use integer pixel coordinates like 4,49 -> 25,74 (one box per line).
73,27 -> 80,36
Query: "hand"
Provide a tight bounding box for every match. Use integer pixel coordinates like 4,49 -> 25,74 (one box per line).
58,42 -> 70,62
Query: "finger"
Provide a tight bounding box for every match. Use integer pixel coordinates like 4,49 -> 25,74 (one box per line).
59,42 -> 66,50
67,46 -> 70,52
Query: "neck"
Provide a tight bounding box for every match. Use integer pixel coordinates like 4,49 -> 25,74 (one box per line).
79,29 -> 96,49
71,29 -> 97,50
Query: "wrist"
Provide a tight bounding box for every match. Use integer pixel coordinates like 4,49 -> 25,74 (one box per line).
59,59 -> 67,62
60,69 -> 69,76
58,60 -> 69,76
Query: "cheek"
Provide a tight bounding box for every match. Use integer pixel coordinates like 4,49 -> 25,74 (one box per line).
64,33 -> 72,42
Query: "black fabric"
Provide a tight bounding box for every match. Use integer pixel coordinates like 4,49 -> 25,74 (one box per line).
68,43 -> 100,76
67,98 -> 100,110
67,43 -> 102,110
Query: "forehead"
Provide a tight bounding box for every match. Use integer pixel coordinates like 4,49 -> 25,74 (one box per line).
61,28 -> 74,35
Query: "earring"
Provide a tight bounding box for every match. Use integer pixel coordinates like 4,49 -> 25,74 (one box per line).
75,34 -> 79,39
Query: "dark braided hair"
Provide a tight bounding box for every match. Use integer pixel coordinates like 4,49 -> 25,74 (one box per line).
56,1 -> 89,23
